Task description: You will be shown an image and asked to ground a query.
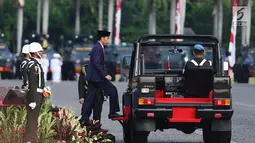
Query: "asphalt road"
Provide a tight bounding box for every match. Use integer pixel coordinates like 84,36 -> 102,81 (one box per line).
0,80 -> 254,143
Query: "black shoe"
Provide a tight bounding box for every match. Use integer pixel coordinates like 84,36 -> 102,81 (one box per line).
80,121 -> 90,127
108,113 -> 122,119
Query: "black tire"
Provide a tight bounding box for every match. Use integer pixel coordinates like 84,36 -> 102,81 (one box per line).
132,131 -> 148,143
129,120 -> 149,143
123,122 -> 131,143
203,125 -> 231,143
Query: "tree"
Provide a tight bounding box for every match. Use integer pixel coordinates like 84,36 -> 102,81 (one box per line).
136,0 -> 168,34
17,0 -> 25,54
170,0 -> 176,34
75,0 -> 80,35
108,0 -> 114,43
42,0 -> 49,35
36,0 -> 42,34
98,0 -> 103,30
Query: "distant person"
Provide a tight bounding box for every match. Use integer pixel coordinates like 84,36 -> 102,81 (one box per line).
20,44 -> 31,89
50,53 -> 62,83
40,54 -> 49,82
233,58 -> 243,83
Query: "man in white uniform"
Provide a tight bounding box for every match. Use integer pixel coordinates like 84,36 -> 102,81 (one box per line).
40,54 -> 49,82
50,53 -> 62,83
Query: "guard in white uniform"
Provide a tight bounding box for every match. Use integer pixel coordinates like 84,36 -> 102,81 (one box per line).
40,54 -> 49,82
50,53 -> 62,83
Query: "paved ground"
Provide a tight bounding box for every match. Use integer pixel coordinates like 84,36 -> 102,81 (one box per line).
0,80 -> 254,143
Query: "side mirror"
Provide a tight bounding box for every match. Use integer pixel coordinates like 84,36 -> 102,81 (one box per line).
223,61 -> 229,71
122,56 -> 131,69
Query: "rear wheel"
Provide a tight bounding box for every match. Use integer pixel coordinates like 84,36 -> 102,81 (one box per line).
131,131 -> 148,143
203,124 -> 231,143
129,120 -> 149,143
123,122 -> 131,143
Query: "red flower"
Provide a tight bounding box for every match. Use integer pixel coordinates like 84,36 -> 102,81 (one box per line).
43,92 -> 49,98
77,132 -> 84,137
62,109 -> 66,119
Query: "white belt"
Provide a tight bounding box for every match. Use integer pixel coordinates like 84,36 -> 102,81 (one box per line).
37,88 -> 43,93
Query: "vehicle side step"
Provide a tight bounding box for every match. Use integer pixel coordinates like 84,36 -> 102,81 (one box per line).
111,116 -> 126,127
111,116 -> 125,121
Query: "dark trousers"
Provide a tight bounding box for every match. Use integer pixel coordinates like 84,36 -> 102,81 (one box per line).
81,80 -> 120,122
81,88 -> 104,122
24,93 -> 43,142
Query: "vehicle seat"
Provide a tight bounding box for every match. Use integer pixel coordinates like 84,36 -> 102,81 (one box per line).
184,66 -> 213,98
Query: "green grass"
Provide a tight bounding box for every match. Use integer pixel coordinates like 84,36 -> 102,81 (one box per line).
249,77 -> 255,84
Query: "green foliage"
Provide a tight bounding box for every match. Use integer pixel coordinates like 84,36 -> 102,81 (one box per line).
0,106 -> 26,143
0,103 -> 115,143
1,0 -> 255,52
53,107 -> 81,142
38,104 -> 57,143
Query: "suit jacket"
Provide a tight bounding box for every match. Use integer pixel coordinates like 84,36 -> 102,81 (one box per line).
78,64 -> 104,103
85,42 -> 107,82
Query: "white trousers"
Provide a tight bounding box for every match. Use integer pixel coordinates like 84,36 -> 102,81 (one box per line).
52,68 -> 61,83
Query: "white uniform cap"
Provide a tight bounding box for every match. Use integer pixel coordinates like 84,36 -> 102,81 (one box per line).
53,53 -> 58,58
29,42 -> 43,53
56,53 -> 61,58
22,44 -> 30,54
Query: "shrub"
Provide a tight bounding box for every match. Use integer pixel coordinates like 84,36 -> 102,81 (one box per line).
0,104 -> 115,143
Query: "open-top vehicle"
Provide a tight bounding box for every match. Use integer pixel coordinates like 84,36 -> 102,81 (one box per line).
112,35 -> 233,143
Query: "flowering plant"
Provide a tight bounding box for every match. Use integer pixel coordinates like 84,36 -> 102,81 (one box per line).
43,86 -> 52,103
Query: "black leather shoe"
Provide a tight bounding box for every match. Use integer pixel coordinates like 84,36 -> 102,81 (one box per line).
108,113 -> 122,119
80,121 -> 91,127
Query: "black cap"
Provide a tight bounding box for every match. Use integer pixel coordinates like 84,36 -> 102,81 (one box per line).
98,30 -> 111,40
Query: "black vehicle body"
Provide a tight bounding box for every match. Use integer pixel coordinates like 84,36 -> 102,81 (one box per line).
0,41 -> 16,79
112,35 -> 233,143
104,44 -> 133,81
70,44 -> 92,74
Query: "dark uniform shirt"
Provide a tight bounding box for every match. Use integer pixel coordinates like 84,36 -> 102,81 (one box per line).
20,58 -> 30,88
26,58 -> 45,103
24,57 -> 45,142
184,57 -> 212,69
78,64 -> 89,99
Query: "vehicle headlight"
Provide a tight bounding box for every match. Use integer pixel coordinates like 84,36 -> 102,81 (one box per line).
141,88 -> 150,93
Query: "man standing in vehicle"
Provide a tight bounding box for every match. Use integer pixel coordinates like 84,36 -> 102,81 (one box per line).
184,44 -> 212,70
82,30 -> 121,125
20,44 -> 31,89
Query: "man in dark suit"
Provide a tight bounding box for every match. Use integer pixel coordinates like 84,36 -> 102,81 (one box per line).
78,64 -> 105,125
81,30 -> 121,125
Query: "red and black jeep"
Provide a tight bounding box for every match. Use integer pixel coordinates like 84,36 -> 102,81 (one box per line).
112,35 -> 233,143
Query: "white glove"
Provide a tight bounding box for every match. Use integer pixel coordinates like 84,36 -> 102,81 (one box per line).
45,86 -> 51,91
29,102 -> 36,110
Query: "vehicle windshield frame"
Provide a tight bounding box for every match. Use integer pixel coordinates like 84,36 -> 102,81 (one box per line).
132,35 -> 220,77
